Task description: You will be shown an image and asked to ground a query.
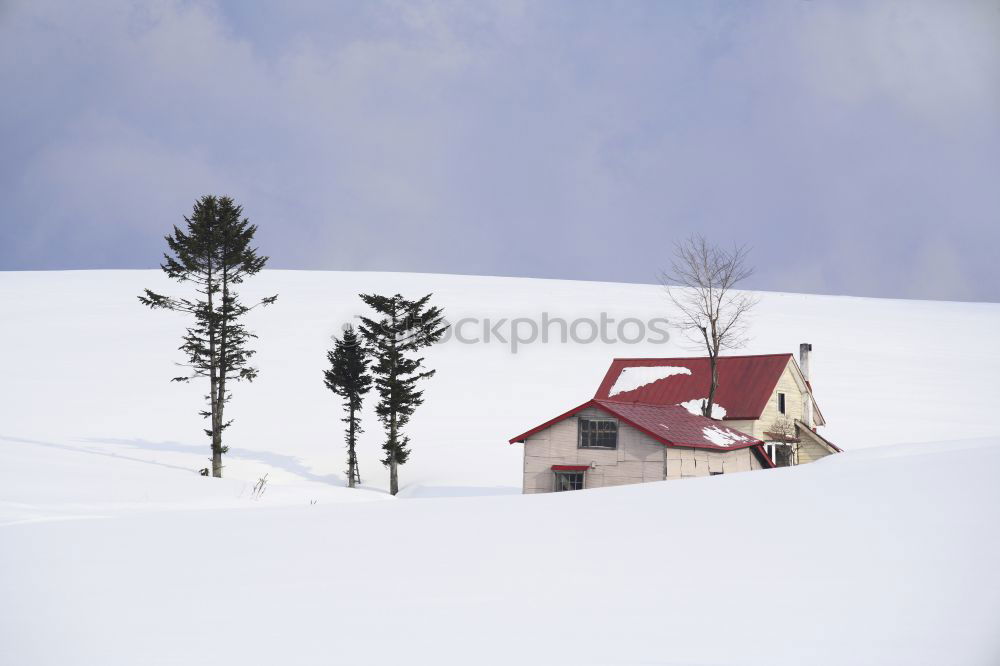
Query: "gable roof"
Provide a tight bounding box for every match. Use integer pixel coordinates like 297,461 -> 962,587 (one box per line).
594,354 -> 793,420
509,399 -> 775,468
795,420 -> 842,453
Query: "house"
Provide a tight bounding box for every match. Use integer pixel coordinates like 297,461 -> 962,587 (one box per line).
509,344 -> 840,493
594,344 -> 841,465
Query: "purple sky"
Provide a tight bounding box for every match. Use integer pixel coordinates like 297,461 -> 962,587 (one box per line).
2,1 -> 998,301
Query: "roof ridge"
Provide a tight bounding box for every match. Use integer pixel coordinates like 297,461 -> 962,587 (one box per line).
595,398 -> 687,407
610,353 -> 793,361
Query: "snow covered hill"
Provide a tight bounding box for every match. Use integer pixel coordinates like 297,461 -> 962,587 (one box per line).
3,436 -> 999,665
1,270 -> 999,664
1,269 -> 998,503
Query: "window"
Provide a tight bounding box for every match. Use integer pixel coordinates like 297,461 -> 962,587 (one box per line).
578,418 -> 618,449
710,471 -> 723,476
554,471 -> 585,491
777,392 -> 786,414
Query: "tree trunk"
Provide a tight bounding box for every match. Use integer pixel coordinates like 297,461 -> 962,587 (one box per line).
388,306 -> 399,496
704,353 -> 719,418
211,435 -> 223,476
211,377 -> 224,478
389,410 -> 399,495
347,405 -> 356,488
214,263 -> 230,479
207,263 -> 223,479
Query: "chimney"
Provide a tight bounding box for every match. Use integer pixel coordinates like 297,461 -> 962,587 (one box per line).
799,343 -> 813,427
799,343 -> 812,382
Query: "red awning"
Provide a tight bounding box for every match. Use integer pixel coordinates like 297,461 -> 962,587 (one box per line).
551,465 -> 590,471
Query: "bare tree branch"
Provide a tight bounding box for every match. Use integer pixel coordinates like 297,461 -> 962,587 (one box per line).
661,234 -> 759,417
767,417 -> 798,467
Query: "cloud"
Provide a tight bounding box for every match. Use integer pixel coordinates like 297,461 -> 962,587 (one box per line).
0,0 -> 997,301
794,1 -> 1000,130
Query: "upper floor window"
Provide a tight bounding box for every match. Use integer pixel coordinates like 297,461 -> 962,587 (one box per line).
777,392 -> 786,414
579,418 -> 618,449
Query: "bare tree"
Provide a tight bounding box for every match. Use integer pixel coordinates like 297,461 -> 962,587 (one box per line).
766,417 -> 798,467
661,235 -> 758,418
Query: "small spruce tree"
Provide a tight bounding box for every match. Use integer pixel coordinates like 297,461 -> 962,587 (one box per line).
139,195 -> 277,478
324,326 -> 372,488
358,293 -> 447,495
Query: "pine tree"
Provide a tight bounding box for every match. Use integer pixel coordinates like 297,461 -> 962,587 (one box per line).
324,326 -> 372,488
358,293 -> 447,495
139,195 -> 277,478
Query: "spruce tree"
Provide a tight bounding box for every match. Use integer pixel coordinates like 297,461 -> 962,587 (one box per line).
324,326 -> 372,488
139,195 -> 277,478
358,293 -> 447,495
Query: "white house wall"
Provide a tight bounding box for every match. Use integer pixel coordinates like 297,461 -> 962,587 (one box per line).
796,437 -> 831,464
522,408 -> 761,494
795,425 -> 839,464
720,361 -> 835,464
721,419 -> 757,438
755,362 -> 806,433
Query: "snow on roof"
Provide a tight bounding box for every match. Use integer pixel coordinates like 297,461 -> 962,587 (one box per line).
701,425 -> 753,447
609,365 -> 692,397
678,398 -> 727,419
595,354 -> 794,420
593,401 -> 761,451
510,399 -> 771,465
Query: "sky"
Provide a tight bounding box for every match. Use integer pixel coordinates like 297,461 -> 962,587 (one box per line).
1,0 -> 998,302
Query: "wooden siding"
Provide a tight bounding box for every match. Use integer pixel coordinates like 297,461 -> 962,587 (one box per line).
797,437 -> 831,464
522,407 -> 759,493
723,359 -> 835,466
795,425 -> 838,464
755,362 -> 806,431
722,419 -> 758,439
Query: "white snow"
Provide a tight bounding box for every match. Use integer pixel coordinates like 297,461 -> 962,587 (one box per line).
701,425 -> 751,447
1,270 -> 999,665
2,435 -> 999,665
679,397 -> 728,419
609,365 -> 692,396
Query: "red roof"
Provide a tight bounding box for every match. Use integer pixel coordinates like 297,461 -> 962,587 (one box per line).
594,354 -> 793,420
551,465 -> 590,471
509,399 -> 774,468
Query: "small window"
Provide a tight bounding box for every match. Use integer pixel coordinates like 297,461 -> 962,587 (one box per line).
710,471 -> 723,476
554,471 -> 584,491
578,418 -> 618,449
777,392 -> 786,414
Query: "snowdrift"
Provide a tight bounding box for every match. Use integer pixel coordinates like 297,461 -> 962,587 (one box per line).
2,437 -> 999,665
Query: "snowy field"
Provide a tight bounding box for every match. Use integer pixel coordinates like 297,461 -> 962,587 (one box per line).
2,270 -> 999,664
